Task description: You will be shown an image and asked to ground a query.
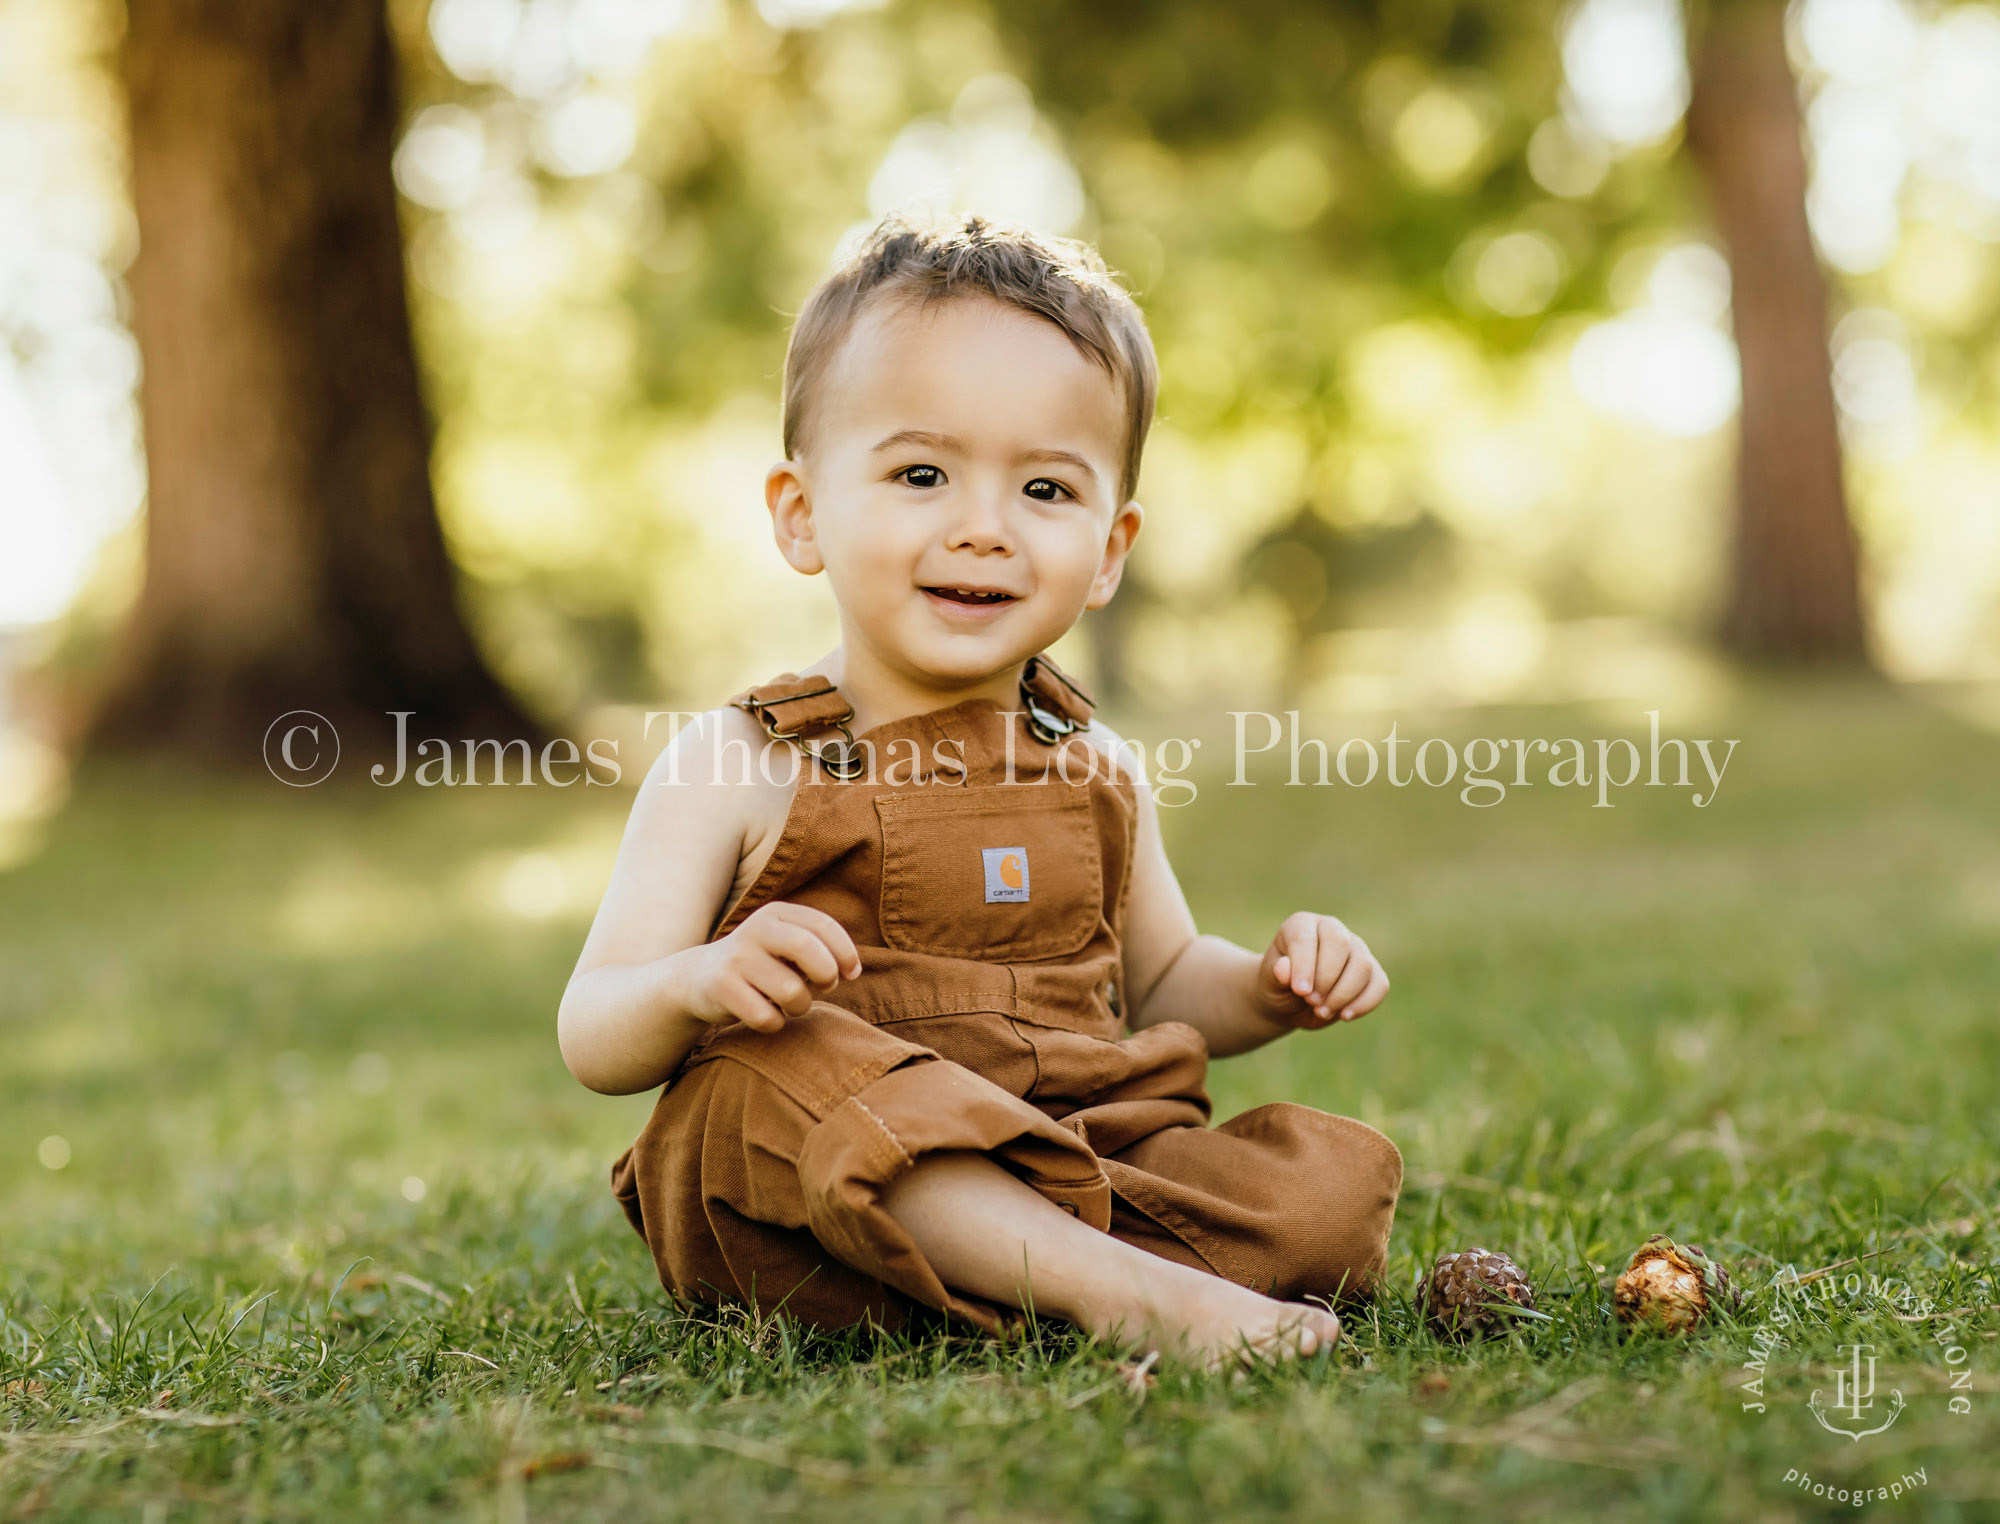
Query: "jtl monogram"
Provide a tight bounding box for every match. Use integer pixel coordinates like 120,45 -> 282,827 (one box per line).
1810,1344 -> 1907,1441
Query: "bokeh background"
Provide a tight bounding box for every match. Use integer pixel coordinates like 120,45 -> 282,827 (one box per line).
4,0 -> 2000,819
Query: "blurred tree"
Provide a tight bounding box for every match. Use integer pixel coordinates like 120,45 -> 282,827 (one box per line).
92,0 -> 534,768
1687,0 -> 1867,663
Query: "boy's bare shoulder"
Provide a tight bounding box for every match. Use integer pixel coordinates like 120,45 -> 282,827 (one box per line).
1076,717 -> 1147,791
631,701 -> 800,879
643,701 -> 776,785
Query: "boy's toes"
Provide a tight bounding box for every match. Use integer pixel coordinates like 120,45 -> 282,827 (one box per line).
1217,1304 -> 1343,1370
1289,1305 -> 1342,1357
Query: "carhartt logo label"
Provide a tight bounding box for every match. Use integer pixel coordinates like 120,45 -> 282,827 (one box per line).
982,847 -> 1029,903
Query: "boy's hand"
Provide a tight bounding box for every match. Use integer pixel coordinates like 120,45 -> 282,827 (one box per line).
1256,912 -> 1389,1030
685,902 -> 863,1032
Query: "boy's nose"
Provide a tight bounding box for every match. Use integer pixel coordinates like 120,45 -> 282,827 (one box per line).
946,489 -> 1014,553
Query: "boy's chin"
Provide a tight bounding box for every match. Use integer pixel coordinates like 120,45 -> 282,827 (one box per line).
894,628 -> 1061,685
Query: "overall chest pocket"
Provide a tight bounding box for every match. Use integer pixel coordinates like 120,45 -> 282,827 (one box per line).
876,785 -> 1102,962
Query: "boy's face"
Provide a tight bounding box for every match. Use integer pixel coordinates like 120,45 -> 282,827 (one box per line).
767,294 -> 1143,692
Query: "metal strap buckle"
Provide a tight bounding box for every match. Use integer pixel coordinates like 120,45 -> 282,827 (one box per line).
1023,696 -> 1077,746
1020,660 -> 1081,746
799,728 -> 867,780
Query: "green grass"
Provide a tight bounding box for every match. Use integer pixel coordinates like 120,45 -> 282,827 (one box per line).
3,679 -> 1997,1521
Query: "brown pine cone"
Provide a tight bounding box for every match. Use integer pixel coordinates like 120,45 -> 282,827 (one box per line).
1419,1248 -> 1538,1339
1613,1235 -> 1742,1334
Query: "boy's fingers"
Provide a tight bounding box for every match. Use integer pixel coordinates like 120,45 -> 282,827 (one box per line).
760,918 -> 842,991
719,977 -> 786,1032
746,953 -> 814,1016
1340,966 -> 1390,1020
1322,936 -> 1372,1013
1282,917 -> 1319,997
774,902 -> 864,979
1311,921 -> 1354,1005
1323,961 -> 1370,1016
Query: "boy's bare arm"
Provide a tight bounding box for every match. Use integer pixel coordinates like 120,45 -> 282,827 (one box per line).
1098,724 -> 1389,1058
557,709 -> 861,1095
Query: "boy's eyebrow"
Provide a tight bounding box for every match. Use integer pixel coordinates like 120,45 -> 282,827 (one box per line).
870,429 -> 1101,484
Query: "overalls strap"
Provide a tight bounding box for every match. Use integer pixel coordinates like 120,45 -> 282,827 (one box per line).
1020,653 -> 1095,737
729,675 -> 865,779
729,674 -> 855,735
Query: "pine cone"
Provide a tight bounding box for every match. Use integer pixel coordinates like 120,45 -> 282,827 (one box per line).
1613,1235 -> 1742,1334
1419,1248 -> 1538,1339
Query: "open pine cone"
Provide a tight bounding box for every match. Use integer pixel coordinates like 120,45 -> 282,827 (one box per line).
1419,1248 -> 1538,1339
1612,1235 -> 1742,1334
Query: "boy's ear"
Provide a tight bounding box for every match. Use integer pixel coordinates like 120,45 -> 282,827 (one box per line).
1085,501 -> 1145,610
766,461 -> 824,576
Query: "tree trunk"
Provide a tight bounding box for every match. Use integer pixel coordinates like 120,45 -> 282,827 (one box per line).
95,0 -> 536,770
1686,0 -> 1869,663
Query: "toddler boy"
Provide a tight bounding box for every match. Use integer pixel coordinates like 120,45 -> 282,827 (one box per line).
559,213 -> 1400,1366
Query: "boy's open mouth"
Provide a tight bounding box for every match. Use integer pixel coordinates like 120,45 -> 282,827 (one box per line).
923,586 -> 1018,606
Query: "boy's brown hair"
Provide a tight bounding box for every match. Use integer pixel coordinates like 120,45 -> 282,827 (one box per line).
781,212 -> 1160,504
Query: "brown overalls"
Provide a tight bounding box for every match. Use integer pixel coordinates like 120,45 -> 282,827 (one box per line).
611,654 -> 1402,1333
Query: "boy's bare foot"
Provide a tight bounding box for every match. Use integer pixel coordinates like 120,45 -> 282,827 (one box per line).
880,1149 -> 1343,1372
1075,1247 -> 1341,1371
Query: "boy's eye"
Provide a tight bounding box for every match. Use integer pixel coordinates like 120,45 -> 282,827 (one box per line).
1023,478 -> 1073,502
896,464 -> 944,489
